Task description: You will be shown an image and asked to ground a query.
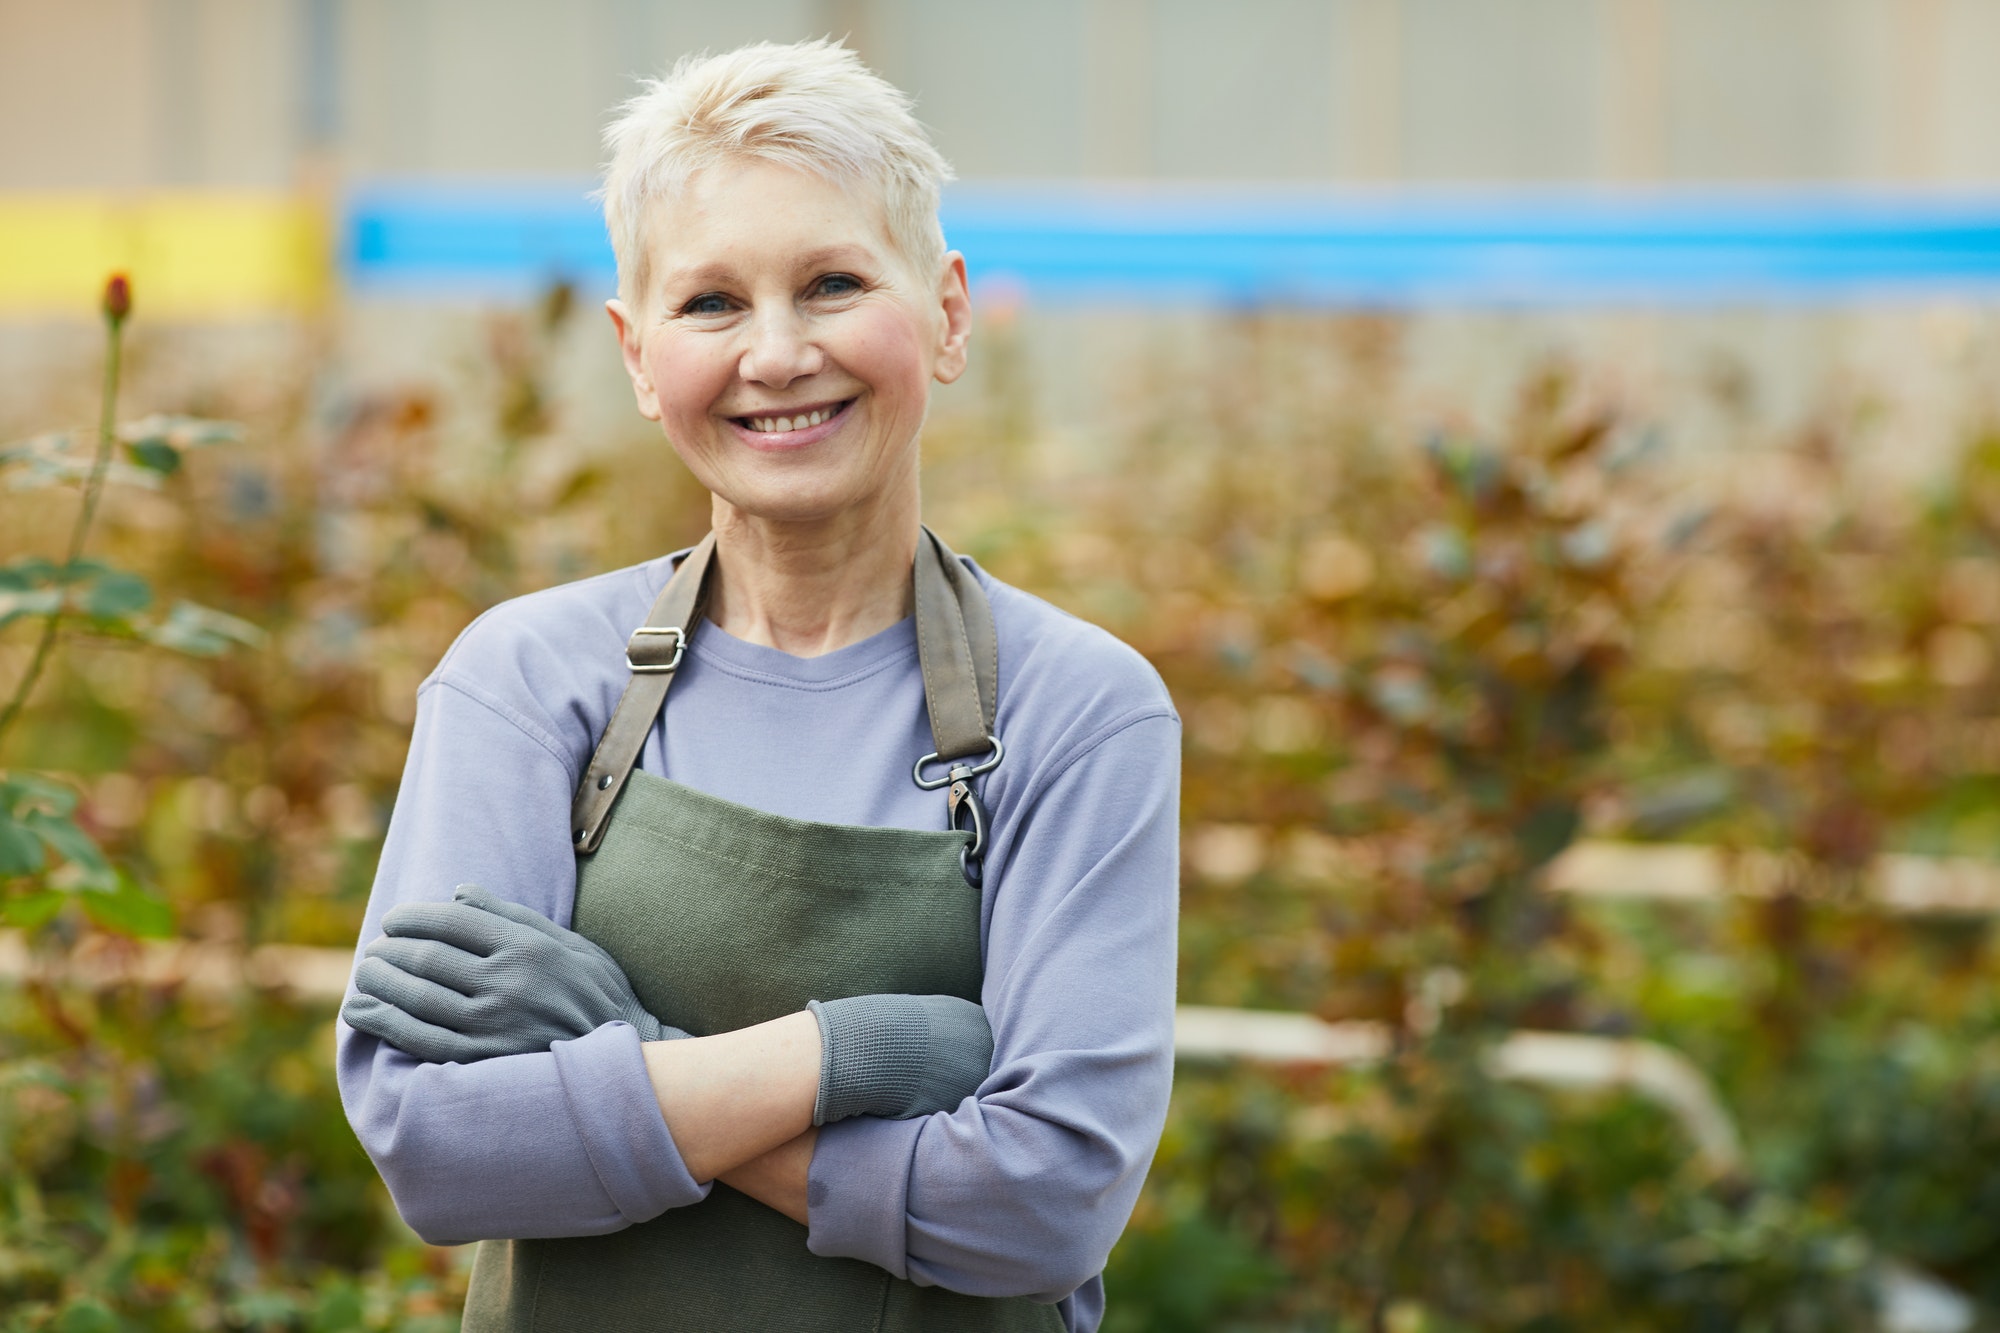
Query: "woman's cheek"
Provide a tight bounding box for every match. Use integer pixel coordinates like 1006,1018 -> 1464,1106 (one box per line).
649,341 -> 730,429
844,305 -> 932,404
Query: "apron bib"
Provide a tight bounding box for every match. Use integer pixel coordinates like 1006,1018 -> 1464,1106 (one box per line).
461,532 -> 1065,1333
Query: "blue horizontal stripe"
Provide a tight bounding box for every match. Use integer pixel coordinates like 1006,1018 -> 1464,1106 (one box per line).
341,182 -> 2000,306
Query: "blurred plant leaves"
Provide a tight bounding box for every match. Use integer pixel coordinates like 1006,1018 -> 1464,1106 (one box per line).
17,298 -> 2000,1326
124,437 -> 181,475
0,557 -> 150,630
0,556 -> 267,659
2,887 -> 67,929
55,1300 -> 120,1333
77,871 -> 176,938
2,431 -> 164,491
142,599 -> 269,656
1099,1211 -> 1287,1333
119,414 -> 243,479
0,771 -> 110,893
1,415 -> 240,492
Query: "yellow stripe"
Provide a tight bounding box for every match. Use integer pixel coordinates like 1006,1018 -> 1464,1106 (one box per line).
0,193 -> 328,318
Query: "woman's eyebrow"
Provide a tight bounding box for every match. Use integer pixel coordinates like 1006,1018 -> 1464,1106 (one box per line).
656,262 -> 739,291
655,245 -> 883,294
792,245 -> 877,271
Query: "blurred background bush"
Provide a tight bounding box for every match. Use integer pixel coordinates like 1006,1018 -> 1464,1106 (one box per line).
7,2 -> 2000,1330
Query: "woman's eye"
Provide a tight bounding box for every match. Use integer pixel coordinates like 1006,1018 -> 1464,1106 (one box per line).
815,274 -> 862,298
682,293 -> 732,316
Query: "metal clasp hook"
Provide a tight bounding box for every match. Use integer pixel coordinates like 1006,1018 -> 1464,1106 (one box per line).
914,736 -> 1003,886
948,776 -> 989,886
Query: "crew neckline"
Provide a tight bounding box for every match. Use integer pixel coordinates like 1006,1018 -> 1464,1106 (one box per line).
687,613 -> 918,688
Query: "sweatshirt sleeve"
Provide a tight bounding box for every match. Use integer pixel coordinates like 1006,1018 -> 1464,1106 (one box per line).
334,675 -> 710,1245
804,708 -> 1181,1302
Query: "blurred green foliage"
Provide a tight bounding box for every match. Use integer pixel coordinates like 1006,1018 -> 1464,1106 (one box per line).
0,985 -> 465,1331
6,301 -> 2000,1328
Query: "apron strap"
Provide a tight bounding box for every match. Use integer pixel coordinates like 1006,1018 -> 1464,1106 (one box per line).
914,525 -> 997,761
572,528 -> 999,860
912,527 -> 1003,885
570,532 -> 716,853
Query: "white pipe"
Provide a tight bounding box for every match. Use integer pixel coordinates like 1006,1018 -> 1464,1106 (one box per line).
1172,1005 -> 1745,1176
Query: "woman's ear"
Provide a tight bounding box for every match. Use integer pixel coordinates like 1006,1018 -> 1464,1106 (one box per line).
606,298 -> 662,421
932,252 -> 972,386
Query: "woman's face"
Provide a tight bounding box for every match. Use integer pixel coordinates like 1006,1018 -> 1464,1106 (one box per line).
608,160 -> 970,530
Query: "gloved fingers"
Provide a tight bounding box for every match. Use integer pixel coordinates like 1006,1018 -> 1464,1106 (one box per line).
447,891 -> 659,1019
341,992 -> 487,1065
353,955 -> 481,1031
364,934 -> 490,996
456,886 -> 629,975
452,884 -> 573,944
379,899 -> 506,956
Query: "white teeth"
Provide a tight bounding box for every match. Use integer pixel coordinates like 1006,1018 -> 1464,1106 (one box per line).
747,405 -> 836,434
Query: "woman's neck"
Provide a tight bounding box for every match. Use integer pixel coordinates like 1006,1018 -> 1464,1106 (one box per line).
703,488 -> 920,658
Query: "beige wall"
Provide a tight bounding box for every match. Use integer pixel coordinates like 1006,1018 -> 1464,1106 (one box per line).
4,0 -> 2000,190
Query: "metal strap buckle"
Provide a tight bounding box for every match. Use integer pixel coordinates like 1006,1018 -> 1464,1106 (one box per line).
912,735 -> 1004,791
625,626 -> 687,674
949,778 -> 989,886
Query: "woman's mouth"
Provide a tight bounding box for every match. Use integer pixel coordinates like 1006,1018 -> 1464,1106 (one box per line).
729,399 -> 855,449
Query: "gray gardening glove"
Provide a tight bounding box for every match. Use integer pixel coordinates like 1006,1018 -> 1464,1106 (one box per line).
341,883 -> 688,1065
806,994 -> 994,1125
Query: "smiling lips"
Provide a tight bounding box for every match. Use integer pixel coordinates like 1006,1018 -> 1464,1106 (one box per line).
729,397 -> 855,449
744,396 -> 852,434
742,402 -> 840,433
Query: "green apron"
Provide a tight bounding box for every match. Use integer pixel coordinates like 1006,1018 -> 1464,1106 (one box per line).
461,531 -> 1065,1333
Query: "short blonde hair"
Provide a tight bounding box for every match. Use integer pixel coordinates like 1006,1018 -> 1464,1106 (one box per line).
600,39 -> 955,312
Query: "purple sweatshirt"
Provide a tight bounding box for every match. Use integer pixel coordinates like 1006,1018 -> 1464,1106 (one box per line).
335,550 -> 1181,1332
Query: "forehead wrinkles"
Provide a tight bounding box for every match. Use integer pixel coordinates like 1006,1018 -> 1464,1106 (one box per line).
644,167 -> 909,296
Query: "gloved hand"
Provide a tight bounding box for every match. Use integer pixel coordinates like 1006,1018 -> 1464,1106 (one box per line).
806,993 -> 994,1125
340,883 -> 688,1064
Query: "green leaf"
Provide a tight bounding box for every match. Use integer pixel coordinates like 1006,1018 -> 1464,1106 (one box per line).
2,888 -> 66,928
0,431 -> 166,491
4,771 -> 81,815
75,567 -> 153,620
80,878 -> 174,938
1516,800 -> 1582,870
0,431 -> 77,467
0,555 -> 61,591
0,587 -> 62,630
309,1282 -> 367,1333
0,813 -> 45,876
144,600 -> 266,656
55,1298 -> 120,1333
118,413 -> 243,451
124,437 -> 182,475
23,809 -> 111,876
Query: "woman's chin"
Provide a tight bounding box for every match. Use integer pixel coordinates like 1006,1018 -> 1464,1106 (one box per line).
711,478 -> 893,531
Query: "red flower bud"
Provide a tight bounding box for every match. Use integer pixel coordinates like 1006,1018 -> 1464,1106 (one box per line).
102,273 -> 132,325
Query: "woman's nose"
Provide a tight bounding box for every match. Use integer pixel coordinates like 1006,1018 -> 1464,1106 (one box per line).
738,307 -> 825,389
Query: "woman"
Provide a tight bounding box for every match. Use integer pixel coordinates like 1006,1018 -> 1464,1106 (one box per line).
336,39 -> 1179,1333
